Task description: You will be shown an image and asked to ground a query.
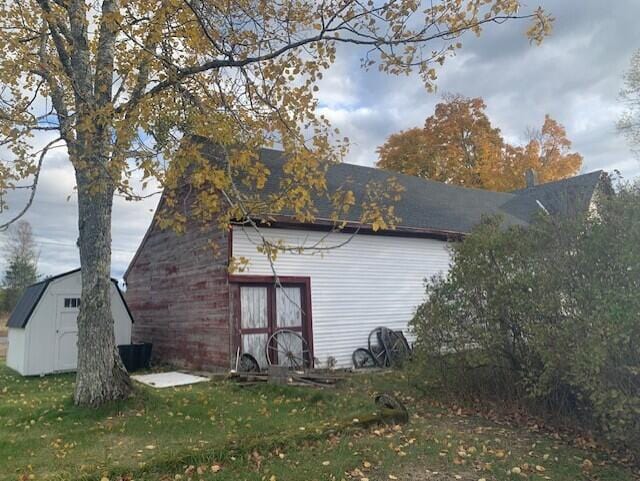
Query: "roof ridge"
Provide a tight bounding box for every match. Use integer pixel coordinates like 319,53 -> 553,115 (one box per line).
258,147 -> 517,198
24,268 -> 81,288
26,267 -> 120,289
511,170 -> 603,193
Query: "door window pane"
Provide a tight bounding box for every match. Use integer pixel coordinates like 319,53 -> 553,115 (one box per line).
242,333 -> 269,368
276,287 -> 302,328
240,287 -> 268,329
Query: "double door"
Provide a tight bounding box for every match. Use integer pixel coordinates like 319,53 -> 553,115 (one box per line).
238,283 -> 311,368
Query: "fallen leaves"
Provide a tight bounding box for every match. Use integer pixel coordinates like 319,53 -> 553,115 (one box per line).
494,449 -> 507,459
581,458 -> 594,472
1,365 -> 633,481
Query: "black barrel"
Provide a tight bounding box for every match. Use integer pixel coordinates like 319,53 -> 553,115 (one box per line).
117,344 -> 138,371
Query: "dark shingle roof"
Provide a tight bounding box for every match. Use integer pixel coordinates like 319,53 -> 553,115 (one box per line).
6,268 -> 134,329
253,148 -> 603,234
506,170 -> 604,218
6,281 -> 49,328
124,143 -> 605,282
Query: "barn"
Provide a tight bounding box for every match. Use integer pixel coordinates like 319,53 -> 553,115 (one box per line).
124,141 -> 611,371
6,269 -> 133,376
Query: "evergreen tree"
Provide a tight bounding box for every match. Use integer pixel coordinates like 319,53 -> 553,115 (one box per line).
2,221 -> 38,313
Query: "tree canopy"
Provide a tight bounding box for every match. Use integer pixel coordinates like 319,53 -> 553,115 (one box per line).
377,95 -> 581,191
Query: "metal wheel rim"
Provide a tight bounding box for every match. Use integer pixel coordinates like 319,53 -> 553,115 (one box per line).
382,330 -> 411,366
239,353 -> 260,372
352,348 -> 377,369
368,327 -> 391,367
266,329 -> 310,369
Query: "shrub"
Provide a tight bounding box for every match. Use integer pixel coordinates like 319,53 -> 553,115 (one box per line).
411,183 -> 640,453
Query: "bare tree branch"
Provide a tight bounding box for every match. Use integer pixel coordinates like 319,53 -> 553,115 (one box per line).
0,137 -> 63,231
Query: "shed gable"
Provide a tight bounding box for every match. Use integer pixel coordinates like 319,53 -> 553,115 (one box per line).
6,268 -> 134,329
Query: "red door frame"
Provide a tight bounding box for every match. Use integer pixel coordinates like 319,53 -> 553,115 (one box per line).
229,275 -> 314,367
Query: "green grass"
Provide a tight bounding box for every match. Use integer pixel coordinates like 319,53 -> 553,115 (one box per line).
0,364 -> 635,481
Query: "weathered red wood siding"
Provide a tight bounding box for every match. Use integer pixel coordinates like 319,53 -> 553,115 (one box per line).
125,221 -> 231,371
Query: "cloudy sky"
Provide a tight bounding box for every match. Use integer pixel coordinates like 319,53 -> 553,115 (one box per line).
0,0 -> 638,281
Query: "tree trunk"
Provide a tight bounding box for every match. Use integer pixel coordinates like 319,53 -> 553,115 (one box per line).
73,168 -> 132,406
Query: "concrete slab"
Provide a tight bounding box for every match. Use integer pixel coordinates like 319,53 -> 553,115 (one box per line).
132,371 -> 210,388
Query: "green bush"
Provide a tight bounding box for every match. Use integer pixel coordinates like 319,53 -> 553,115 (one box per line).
411,184 -> 640,453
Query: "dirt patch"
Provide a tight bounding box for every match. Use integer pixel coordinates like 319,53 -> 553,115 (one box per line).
0,314 -> 8,358
0,314 -> 8,337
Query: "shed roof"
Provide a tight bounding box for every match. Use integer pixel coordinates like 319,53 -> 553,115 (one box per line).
6,268 -> 133,329
6,282 -> 50,328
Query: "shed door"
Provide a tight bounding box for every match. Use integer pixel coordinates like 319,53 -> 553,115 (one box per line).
55,295 -> 79,371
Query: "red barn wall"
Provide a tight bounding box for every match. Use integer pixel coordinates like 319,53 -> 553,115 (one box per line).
125,221 -> 231,371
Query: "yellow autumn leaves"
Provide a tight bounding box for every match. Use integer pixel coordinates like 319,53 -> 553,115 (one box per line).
377,95 -> 582,192
0,0 -> 552,241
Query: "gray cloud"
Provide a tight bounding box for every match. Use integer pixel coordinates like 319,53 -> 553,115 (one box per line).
0,138 -> 157,280
319,0 -> 640,176
0,0 -> 637,281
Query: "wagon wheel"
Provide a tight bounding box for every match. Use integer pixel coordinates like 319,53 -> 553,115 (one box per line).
266,329 -> 310,370
375,392 -> 407,412
382,330 -> 411,366
352,348 -> 377,369
239,353 -> 260,373
368,327 -> 391,367
394,331 -> 412,357
374,392 -> 409,423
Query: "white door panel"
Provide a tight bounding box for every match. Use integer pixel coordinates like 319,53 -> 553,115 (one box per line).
55,295 -> 79,371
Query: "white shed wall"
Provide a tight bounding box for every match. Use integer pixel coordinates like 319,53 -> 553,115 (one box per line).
23,282 -> 56,376
6,328 -> 26,374
232,227 -> 452,368
7,270 -> 132,376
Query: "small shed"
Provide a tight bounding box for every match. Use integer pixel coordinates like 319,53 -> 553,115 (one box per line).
5,269 -> 133,376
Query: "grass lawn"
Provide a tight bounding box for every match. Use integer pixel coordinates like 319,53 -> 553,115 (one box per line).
0,364 -> 636,481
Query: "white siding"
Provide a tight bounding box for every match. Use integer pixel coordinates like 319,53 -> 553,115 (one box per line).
6,328 -> 26,374
110,283 -> 133,346
23,286 -> 56,375
232,227 -> 452,368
